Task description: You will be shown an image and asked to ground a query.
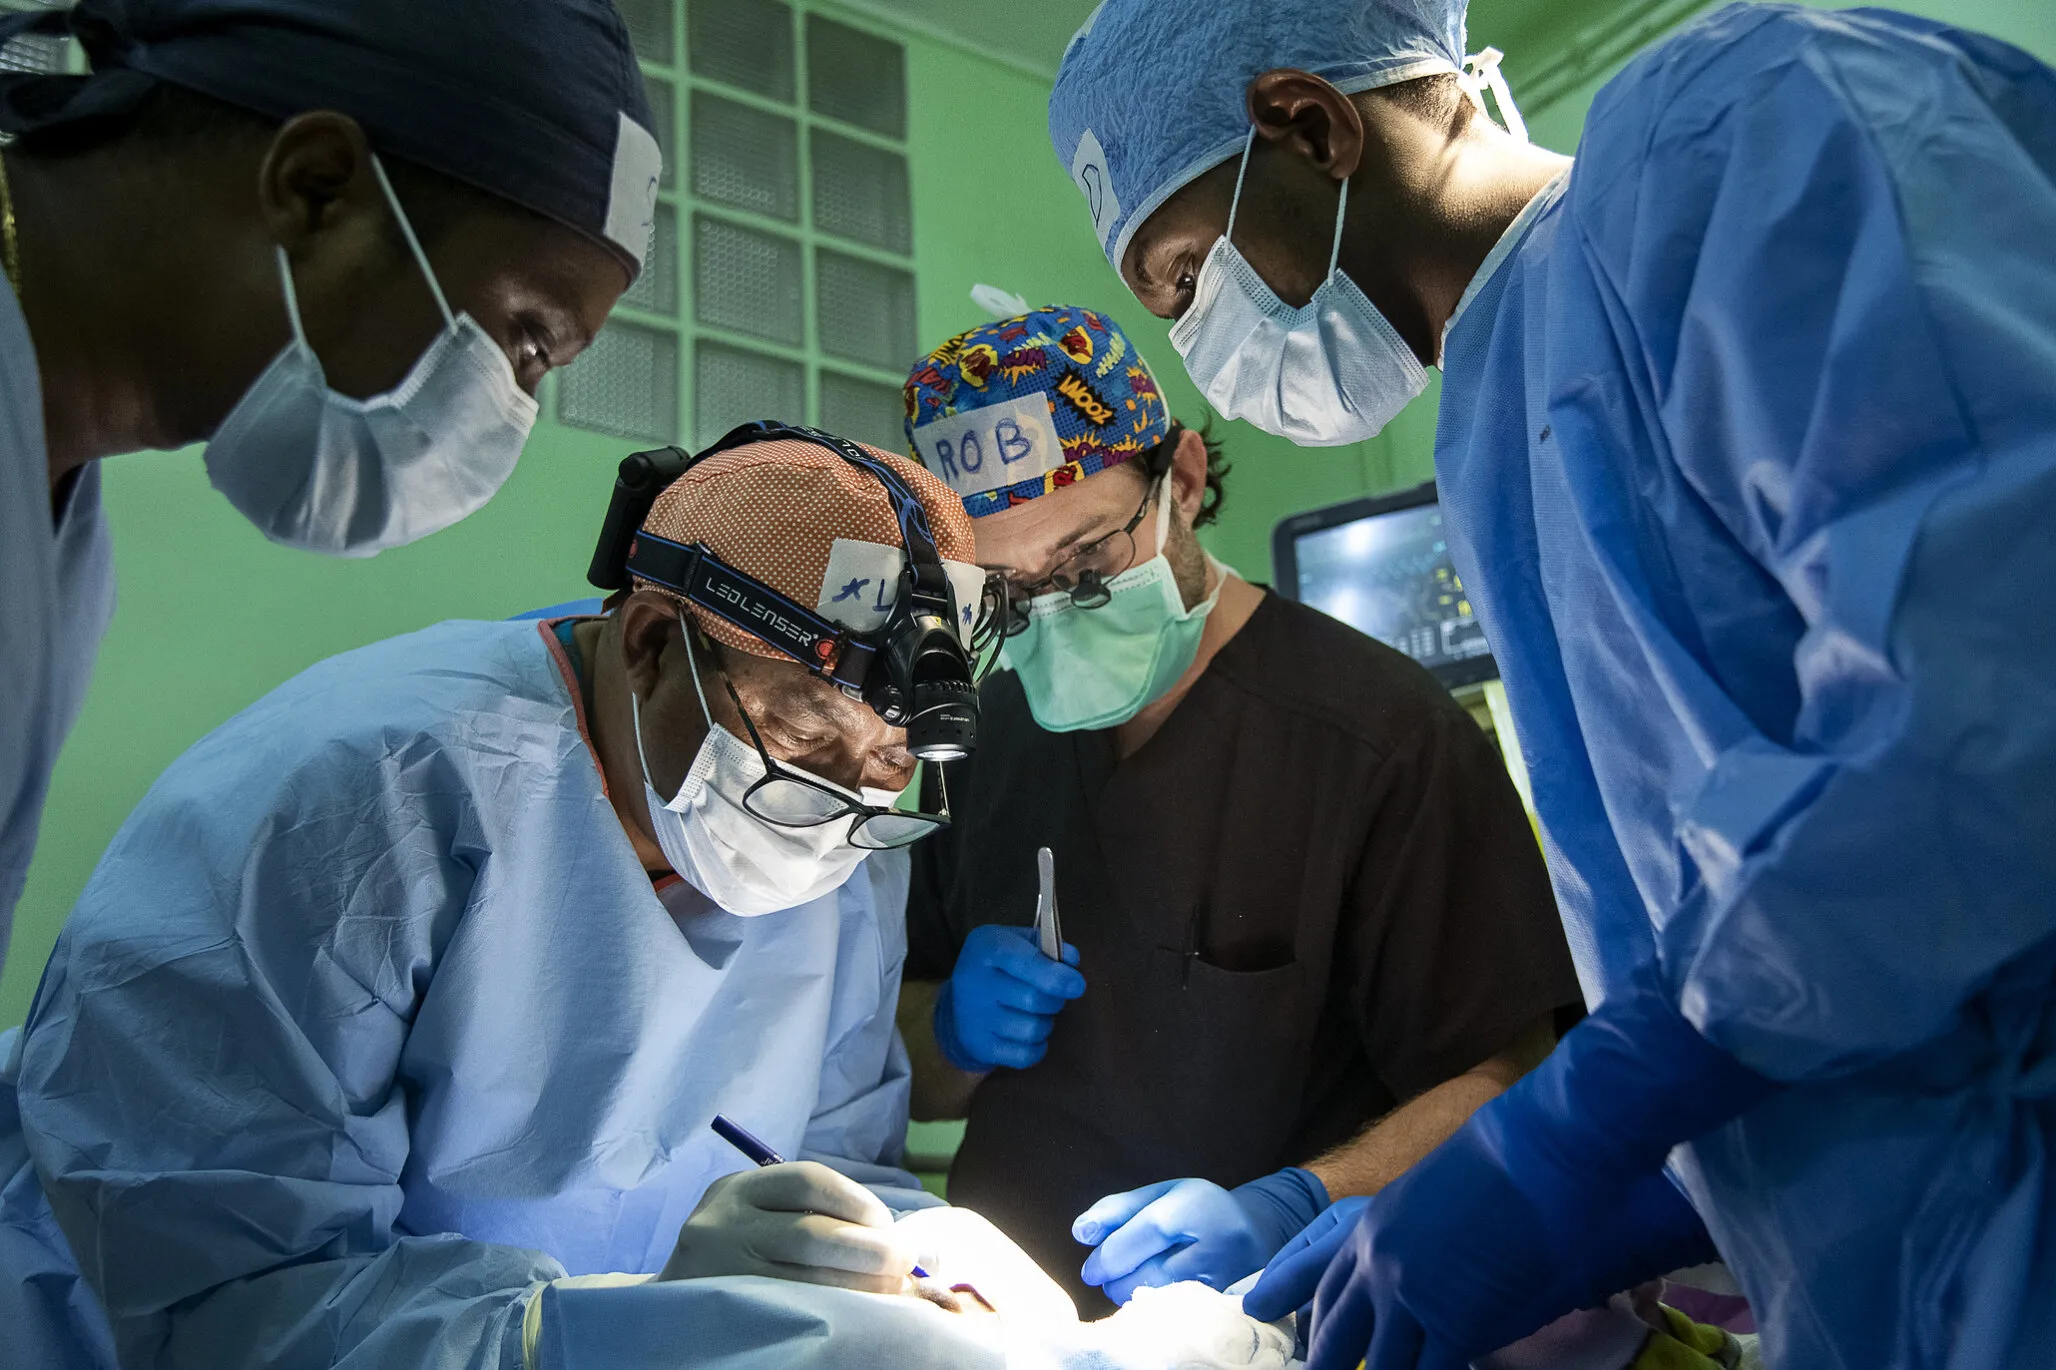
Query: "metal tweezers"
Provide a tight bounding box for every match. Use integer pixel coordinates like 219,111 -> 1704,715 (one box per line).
1034,845 -> 1063,961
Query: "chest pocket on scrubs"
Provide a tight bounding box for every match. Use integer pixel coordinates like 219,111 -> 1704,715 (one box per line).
1144,942 -> 1311,1182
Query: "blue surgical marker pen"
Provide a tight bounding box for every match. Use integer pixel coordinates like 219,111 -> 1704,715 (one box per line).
708,1114 -> 927,1278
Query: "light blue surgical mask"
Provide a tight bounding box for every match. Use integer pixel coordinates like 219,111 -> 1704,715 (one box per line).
1168,129 -> 1426,448
202,155 -> 539,557
1001,477 -> 1224,732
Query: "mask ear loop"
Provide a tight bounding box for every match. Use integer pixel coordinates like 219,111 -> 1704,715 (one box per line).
369,153 -> 456,329
1225,125 -> 1257,245
633,609 -> 719,808
676,609 -> 720,733
1230,123 -> 1349,281
1328,178 -> 1349,280
272,245 -> 311,350
1150,471 -> 1174,558
630,689 -> 662,797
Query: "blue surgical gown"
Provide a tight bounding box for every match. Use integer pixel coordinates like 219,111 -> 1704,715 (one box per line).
1436,6 -> 2056,1367
0,617 -> 926,1370
0,281 -> 114,979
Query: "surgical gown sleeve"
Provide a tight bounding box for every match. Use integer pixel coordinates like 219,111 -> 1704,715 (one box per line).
1568,12 -> 2056,1079
799,850 -> 936,1207
18,740 -> 559,1370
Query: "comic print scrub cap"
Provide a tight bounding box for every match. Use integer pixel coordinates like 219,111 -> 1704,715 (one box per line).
903,305 -> 1172,519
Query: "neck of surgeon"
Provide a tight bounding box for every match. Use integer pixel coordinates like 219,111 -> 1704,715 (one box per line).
1123,72 -> 1571,369
5,138 -> 239,484
1337,80 -> 1570,364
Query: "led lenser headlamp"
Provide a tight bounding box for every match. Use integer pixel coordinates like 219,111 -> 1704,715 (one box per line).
588,421 -> 983,762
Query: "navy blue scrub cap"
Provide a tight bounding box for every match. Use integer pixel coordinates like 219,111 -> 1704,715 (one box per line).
0,0 -> 662,279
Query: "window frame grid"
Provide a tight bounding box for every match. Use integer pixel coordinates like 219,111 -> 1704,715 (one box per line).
558,0 -> 917,451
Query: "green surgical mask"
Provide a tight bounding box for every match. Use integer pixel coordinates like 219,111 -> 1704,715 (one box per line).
1001,478 -> 1225,732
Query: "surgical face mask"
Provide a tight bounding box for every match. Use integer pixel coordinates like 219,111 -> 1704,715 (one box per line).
1001,477 -> 1224,732
1168,129 -> 1426,448
634,622 -> 893,916
203,156 -> 539,557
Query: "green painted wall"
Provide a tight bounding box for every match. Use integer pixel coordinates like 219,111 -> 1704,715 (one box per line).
6,0 -> 2053,1026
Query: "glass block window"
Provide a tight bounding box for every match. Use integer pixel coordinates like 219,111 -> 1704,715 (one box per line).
620,203 -> 680,316
691,92 -> 798,222
696,343 -> 806,447
811,128 -> 910,254
645,78 -> 678,191
818,371 -> 908,454
805,14 -> 905,139
618,0 -> 677,65
816,249 -> 915,370
694,214 -> 804,344
690,0 -> 794,102
557,0 -> 919,456
560,322 -> 681,445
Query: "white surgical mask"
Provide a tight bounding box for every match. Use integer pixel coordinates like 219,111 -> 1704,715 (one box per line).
203,156 -> 539,557
634,621 -> 891,916
1168,129 -> 1426,448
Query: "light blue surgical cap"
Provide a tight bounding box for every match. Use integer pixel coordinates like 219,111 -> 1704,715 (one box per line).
1048,0 -> 1468,272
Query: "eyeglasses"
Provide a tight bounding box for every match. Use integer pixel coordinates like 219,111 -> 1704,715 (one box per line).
994,476 -> 1161,638
722,679 -> 949,849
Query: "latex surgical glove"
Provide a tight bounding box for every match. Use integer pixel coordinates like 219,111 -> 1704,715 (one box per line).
658,1160 -> 919,1294
1241,1194 -> 1373,1326
933,923 -> 1085,1073
1303,976 -> 1774,1370
1075,1168 -> 1330,1305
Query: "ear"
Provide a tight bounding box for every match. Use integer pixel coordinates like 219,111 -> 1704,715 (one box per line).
616,590 -> 685,703
256,110 -> 387,254
1167,426 -> 1210,524
1246,70 -> 1367,181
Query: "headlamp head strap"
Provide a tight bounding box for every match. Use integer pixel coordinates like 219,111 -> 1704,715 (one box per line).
712,421 -> 956,618
587,422 -> 980,760
619,529 -> 879,690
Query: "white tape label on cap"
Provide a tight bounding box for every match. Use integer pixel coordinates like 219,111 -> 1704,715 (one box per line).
1070,128 -> 1121,253
604,111 -> 663,268
913,392 -> 1065,503
817,539 -> 988,647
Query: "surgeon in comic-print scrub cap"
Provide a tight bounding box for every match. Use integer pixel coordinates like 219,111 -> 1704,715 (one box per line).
892,302 -> 1581,1314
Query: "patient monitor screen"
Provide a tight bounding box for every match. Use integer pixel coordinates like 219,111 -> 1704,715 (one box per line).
1291,502 -> 1494,685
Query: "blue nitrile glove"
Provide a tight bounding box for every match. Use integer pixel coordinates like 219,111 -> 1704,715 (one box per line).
1303,973 -> 1778,1370
1074,1168 -> 1330,1305
1248,1181 -> 1711,1338
932,924 -> 1085,1073
1242,1194 -> 1373,1327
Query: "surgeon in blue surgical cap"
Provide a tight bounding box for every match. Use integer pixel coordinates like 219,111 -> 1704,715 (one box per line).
1051,2 -> 2056,1369
0,0 -> 658,987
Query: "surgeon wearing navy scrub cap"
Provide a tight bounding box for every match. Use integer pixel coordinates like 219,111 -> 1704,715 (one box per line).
0,0 -> 659,989
1052,1 -> 2056,1368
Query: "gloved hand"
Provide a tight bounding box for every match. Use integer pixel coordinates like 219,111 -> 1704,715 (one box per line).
658,1161 -> 919,1294
1241,1194 -> 1373,1326
933,924 -> 1085,1073
1300,976 -> 1776,1370
1074,1168 -> 1330,1305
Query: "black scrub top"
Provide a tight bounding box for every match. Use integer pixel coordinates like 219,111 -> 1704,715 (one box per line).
906,593 -> 1581,1310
